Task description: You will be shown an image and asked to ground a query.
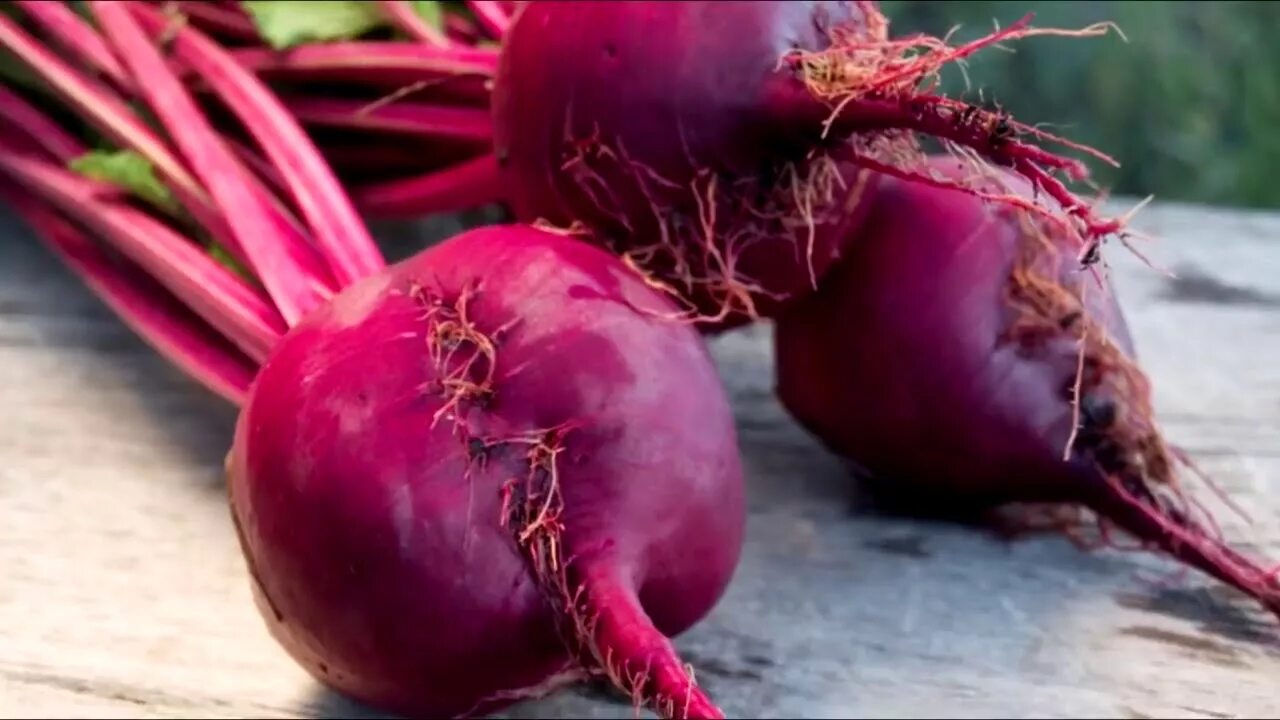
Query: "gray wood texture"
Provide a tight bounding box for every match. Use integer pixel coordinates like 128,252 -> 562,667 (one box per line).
1,201 -> 1278,719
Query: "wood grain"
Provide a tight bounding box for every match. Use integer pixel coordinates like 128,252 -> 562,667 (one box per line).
1,201 -> 1278,719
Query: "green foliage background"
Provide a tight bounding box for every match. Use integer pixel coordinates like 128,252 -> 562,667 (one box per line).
881,1 -> 1280,209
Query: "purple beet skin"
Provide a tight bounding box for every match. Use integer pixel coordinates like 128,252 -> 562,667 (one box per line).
775,158 -> 1280,621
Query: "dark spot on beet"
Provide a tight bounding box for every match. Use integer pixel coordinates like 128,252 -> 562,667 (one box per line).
602,41 -> 617,59
1160,264 -> 1280,307
863,534 -> 931,559
318,662 -> 328,675
566,284 -> 599,300
1080,395 -> 1117,430
495,146 -> 509,166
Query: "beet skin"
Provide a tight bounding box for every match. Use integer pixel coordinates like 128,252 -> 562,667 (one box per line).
228,226 -> 746,718
493,1 -> 882,330
775,159 -> 1280,620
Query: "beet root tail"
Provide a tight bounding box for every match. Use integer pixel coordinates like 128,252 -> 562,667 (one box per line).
773,8 -> 1128,257
498,426 -> 724,719
573,569 -> 724,720
1084,474 -> 1280,621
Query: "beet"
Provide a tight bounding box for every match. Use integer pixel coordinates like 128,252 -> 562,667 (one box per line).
1,7 -> 743,717
774,158 -> 1280,620
492,1 -> 1122,331
228,225 -> 745,719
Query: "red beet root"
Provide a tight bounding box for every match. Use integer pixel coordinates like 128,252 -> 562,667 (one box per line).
493,1 -> 1123,330
774,159 -> 1280,620
229,226 -> 746,719
0,6 -> 743,713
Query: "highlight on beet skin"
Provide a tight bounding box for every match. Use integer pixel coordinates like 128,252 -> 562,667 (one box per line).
774,157 -> 1280,623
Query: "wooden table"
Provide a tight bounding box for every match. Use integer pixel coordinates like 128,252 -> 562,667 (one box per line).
2,202 -> 1278,719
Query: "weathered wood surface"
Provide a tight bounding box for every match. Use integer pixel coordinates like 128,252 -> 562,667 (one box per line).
1,202 -> 1279,719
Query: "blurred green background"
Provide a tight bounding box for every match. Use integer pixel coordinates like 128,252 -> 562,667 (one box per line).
881,1 -> 1280,209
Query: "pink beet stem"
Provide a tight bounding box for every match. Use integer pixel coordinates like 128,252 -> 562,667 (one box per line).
350,152 -> 506,219
445,13 -> 481,44
282,95 -> 493,143
1086,476 -> 1280,621
2,184 -> 255,405
128,2 -> 386,288
225,135 -> 292,203
13,0 -> 130,88
378,0 -> 453,48
227,41 -> 498,81
89,2 -> 324,324
466,0 -> 511,38
165,0 -> 263,43
0,84 -> 85,162
0,150 -> 285,363
581,569 -> 723,720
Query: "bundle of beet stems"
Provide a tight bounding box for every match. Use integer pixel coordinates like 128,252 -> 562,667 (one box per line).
5,0 -> 513,224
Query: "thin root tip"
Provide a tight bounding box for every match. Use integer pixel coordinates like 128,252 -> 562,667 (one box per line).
1011,12 -> 1036,30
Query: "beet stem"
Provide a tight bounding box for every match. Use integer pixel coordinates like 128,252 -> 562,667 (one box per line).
466,0 -> 511,39
282,95 -> 494,143
227,41 -> 499,79
350,152 -> 506,219
13,0 -> 130,88
0,84 -> 84,162
225,135 -> 291,203
164,0 -> 263,43
377,0 -> 454,48
445,12 -> 481,44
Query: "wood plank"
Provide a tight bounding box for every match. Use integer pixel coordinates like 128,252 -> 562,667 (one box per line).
1,200 -> 1278,719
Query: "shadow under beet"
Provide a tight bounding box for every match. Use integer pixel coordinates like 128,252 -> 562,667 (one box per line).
297,686 -> 395,720
1159,263 -> 1280,308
